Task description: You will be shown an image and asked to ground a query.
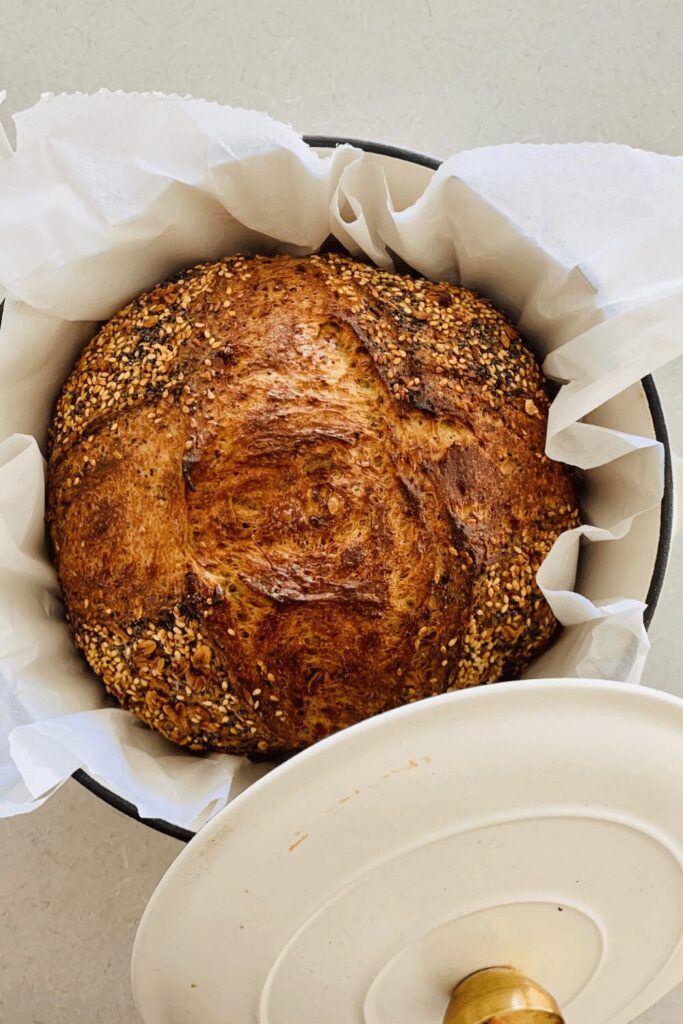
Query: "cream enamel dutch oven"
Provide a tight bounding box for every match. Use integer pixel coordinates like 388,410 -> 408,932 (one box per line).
78,139 -> 679,1024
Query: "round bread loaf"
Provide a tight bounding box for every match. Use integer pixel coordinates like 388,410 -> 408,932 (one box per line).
47,253 -> 579,756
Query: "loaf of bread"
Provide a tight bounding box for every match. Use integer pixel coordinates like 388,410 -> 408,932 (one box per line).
47,253 -> 579,757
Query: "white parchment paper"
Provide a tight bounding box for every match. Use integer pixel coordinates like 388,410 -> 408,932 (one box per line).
0,92 -> 682,831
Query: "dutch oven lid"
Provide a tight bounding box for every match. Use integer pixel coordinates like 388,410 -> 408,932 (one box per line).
131,679 -> 683,1024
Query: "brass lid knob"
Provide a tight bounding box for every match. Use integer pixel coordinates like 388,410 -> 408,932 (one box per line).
444,967 -> 565,1024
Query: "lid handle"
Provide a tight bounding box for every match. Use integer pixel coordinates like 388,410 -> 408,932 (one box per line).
443,967 -> 564,1024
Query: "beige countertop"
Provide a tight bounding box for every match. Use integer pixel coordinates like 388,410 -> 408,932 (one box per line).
1,1 -> 682,1020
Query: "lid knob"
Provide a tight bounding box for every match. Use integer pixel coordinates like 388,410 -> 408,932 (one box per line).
444,967 -> 564,1024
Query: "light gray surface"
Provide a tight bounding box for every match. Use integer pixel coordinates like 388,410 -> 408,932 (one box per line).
3,0 -> 683,158
1,2 -> 682,1021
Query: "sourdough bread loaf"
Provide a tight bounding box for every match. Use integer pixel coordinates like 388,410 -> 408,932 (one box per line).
47,253 -> 579,756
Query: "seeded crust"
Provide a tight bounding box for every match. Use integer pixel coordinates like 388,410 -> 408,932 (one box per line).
46,253 -> 580,756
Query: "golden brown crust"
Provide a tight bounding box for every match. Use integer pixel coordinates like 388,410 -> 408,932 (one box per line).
47,253 -> 580,756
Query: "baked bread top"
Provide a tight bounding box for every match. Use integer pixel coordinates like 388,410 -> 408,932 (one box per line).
47,253 -> 579,756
